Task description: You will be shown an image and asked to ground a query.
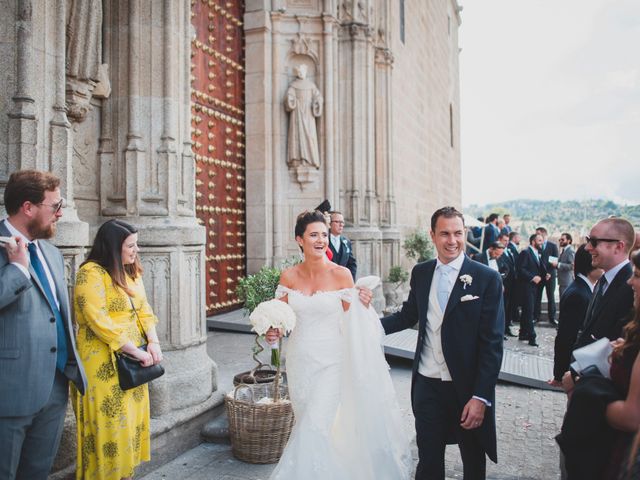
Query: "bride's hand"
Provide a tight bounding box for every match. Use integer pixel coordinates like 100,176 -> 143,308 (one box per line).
357,287 -> 372,308
265,328 -> 282,344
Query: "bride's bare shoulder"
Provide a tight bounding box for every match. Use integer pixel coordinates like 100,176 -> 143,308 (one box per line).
279,265 -> 300,288
328,264 -> 354,289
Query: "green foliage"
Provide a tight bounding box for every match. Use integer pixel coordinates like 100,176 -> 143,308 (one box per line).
466,199 -> 640,234
387,265 -> 409,285
403,230 -> 435,263
236,266 -> 281,314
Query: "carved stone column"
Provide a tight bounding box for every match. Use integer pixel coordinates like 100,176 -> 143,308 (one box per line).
100,0 -> 218,422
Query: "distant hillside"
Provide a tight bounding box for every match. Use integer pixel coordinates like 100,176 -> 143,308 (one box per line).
465,199 -> 640,239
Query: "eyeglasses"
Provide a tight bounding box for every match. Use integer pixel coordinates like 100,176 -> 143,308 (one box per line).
38,199 -> 65,214
585,236 -> 620,248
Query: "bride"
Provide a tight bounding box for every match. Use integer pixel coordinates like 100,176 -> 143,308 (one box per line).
267,210 -> 412,480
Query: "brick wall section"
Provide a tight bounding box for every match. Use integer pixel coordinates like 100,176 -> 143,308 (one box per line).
391,0 -> 462,235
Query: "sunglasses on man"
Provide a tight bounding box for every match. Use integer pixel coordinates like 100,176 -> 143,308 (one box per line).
585,236 -> 621,248
37,199 -> 65,214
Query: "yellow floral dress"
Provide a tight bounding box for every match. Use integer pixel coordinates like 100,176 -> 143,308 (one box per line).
71,261 -> 158,480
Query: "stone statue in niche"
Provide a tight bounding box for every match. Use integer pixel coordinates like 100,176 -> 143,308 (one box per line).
65,0 -> 111,122
285,64 -> 323,186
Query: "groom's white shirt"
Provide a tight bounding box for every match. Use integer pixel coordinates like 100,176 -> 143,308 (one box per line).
417,252 -> 464,381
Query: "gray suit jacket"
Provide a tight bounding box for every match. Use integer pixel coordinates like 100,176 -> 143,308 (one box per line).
0,221 -> 86,417
557,245 -> 575,288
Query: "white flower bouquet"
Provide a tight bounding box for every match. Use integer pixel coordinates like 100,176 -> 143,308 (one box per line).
249,299 -> 296,367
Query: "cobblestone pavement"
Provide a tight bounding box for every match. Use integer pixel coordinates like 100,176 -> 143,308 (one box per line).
141,321 -> 566,480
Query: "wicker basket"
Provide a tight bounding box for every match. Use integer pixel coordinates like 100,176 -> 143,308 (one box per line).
225,381 -> 295,464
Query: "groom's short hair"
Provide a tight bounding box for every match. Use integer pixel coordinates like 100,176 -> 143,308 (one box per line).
430,207 -> 465,232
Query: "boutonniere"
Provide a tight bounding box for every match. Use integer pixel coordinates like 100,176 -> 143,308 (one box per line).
460,294 -> 479,302
459,274 -> 473,289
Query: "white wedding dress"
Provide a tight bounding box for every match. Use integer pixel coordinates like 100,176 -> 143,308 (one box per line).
270,277 -> 412,480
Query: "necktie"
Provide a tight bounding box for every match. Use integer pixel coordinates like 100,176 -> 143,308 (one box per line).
437,264 -> 453,312
28,243 -> 68,373
591,276 -> 608,314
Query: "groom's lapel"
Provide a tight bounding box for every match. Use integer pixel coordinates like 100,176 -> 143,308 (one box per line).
443,256 -> 471,321
419,261 -> 437,328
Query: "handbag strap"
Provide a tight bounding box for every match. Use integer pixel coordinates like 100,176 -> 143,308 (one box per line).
128,296 -> 148,344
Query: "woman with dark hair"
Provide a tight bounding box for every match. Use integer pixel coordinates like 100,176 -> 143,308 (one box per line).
266,210 -> 411,479
604,252 -> 640,479
72,220 -> 162,480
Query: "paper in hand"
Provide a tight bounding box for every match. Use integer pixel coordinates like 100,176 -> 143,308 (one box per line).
570,337 -> 613,379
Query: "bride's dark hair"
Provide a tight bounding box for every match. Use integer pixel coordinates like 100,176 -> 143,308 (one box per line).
295,210 -> 328,238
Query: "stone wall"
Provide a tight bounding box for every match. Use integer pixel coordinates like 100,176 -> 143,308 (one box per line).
391,0 -> 462,245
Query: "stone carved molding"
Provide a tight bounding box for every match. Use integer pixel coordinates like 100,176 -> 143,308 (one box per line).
65,0 -> 111,122
184,253 -> 202,340
374,47 -> 394,66
141,254 -> 171,343
290,33 -> 320,67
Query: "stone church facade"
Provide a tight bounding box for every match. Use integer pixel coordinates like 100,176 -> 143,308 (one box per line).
0,0 -> 461,474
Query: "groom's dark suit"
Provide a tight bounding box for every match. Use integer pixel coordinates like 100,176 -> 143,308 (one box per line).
382,256 -> 504,479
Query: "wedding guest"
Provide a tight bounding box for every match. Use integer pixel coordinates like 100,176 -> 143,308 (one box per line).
72,219 -> 163,479
534,227 -> 559,325
574,217 -> 635,350
501,214 -> 512,235
482,213 -> 500,252
499,233 -> 517,338
559,250 -> 640,480
549,245 -> 602,386
557,233 -> 576,299
328,211 -> 357,280
516,233 -> 548,347
0,170 -> 86,479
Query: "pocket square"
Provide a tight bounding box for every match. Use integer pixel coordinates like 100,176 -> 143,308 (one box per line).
460,294 -> 479,302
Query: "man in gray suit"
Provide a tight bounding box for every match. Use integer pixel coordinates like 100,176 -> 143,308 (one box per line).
557,233 -> 575,298
0,170 -> 86,479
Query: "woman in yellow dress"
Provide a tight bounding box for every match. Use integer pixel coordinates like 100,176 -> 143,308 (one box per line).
72,219 -> 163,479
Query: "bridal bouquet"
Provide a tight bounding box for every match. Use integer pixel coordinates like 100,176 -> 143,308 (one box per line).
249,299 -> 296,367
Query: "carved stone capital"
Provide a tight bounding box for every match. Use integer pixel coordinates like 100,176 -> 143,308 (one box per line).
375,47 -> 394,66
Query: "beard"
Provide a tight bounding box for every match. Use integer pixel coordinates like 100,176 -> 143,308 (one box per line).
27,218 -> 57,240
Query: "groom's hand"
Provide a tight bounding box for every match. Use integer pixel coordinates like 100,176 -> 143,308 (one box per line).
460,398 -> 486,430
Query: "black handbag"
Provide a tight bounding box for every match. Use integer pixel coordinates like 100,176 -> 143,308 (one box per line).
114,298 -> 165,391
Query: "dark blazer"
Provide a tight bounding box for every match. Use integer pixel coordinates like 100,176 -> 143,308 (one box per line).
555,374 -> 621,480
482,223 -> 499,252
553,276 -> 592,381
507,242 -> 519,259
541,241 -> 559,279
328,235 -> 357,280
0,221 -> 87,417
381,256 -> 504,461
516,247 -> 547,283
574,263 -> 633,350
473,251 -> 510,283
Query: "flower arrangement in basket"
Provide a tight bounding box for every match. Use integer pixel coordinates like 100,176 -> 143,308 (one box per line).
224,298 -> 297,464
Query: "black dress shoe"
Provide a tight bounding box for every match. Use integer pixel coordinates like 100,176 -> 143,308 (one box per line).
505,328 -> 517,337
549,318 -> 559,326
528,340 -> 539,347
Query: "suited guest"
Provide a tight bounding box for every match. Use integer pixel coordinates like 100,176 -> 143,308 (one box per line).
382,207 -> 504,480
0,170 -> 87,479
548,244 -> 603,386
534,227 -> 559,325
516,233 -> 548,347
574,217 -> 635,350
557,233 -> 576,299
482,213 -> 500,252
328,211 -> 357,280
501,214 -> 512,235
507,231 -> 521,259
473,241 -> 510,281
498,233 -> 517,337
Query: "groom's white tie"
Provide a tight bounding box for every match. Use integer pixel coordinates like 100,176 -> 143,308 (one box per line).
436,263 -> 453,312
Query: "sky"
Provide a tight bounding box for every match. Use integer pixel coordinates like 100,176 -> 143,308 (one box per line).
459,0 -> 640,207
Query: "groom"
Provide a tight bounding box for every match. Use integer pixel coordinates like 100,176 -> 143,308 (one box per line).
382,207 -> 504,480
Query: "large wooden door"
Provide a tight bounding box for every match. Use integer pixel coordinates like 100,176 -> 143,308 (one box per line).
191,0 -> 246,315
